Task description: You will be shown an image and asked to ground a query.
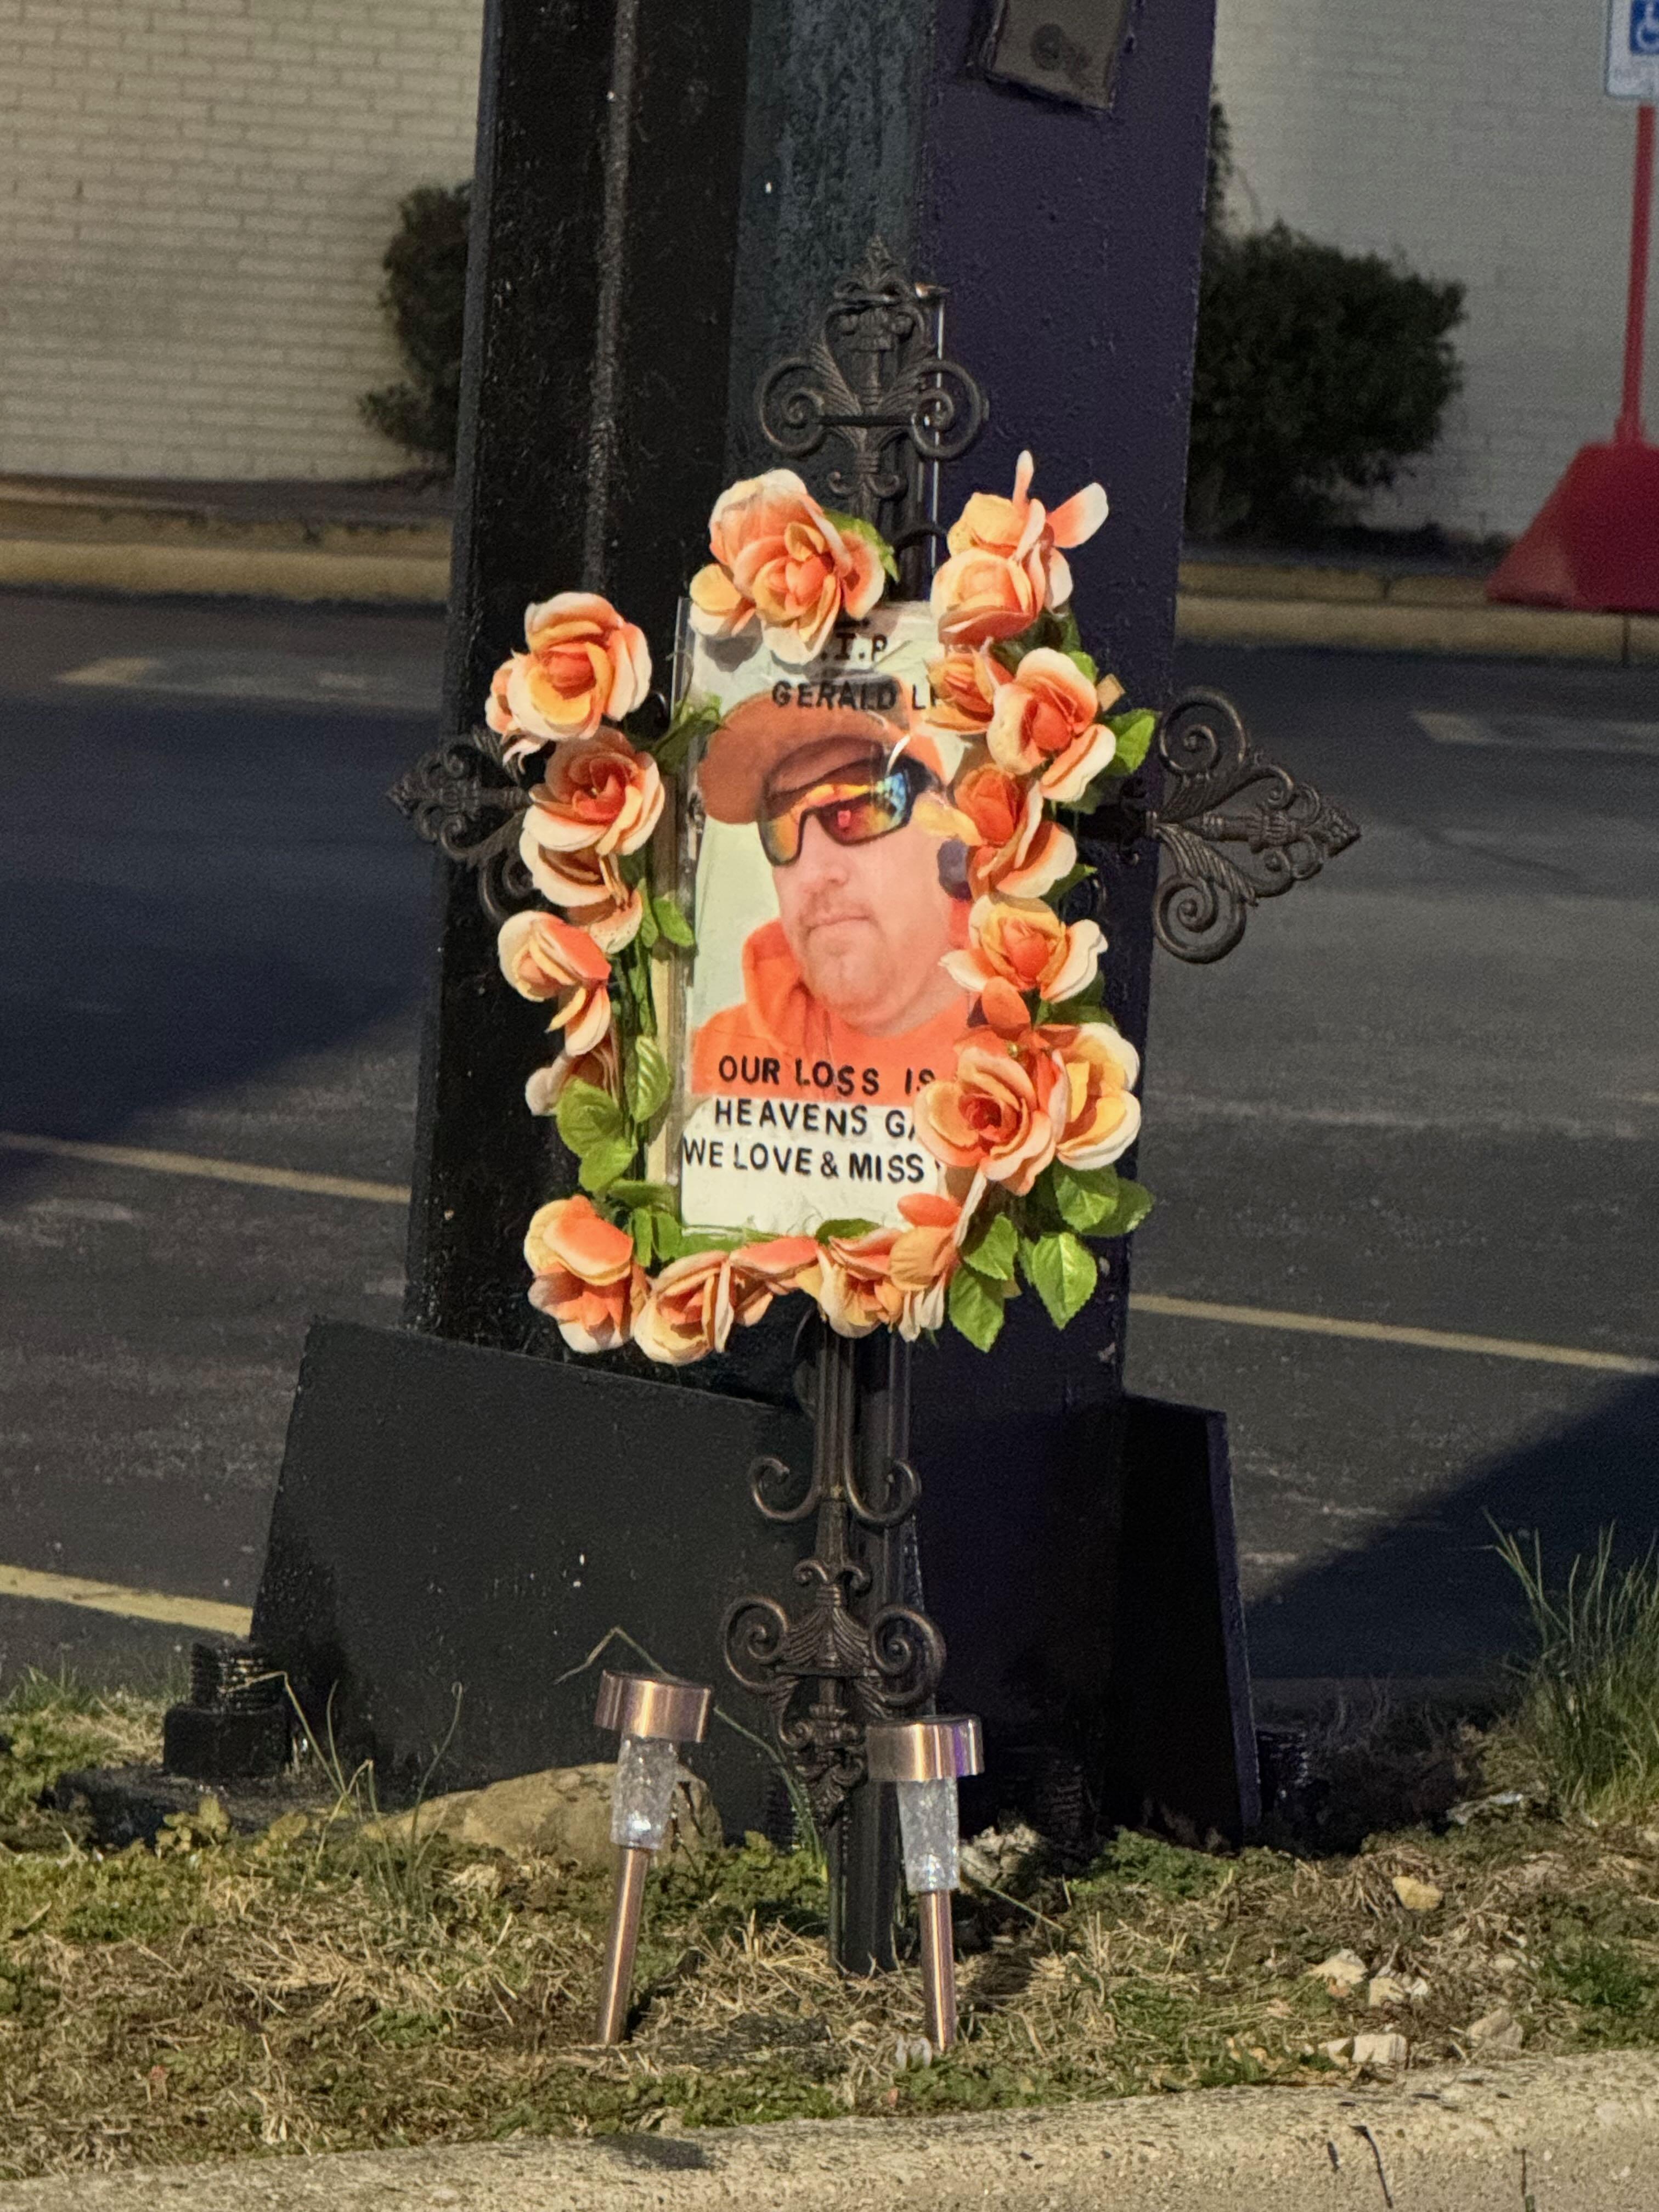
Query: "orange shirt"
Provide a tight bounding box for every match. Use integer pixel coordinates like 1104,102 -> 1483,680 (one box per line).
689,919 -> 972,1106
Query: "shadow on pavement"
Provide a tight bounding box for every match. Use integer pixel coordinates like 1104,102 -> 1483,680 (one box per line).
1246,1372 -> 1659,1681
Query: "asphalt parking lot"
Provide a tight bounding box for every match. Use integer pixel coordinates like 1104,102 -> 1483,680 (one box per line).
1,589 -> 1654,1692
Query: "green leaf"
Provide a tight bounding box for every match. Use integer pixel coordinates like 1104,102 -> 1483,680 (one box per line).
629,1207 -> 656,1265
1052,607 -> 1085,655
651,894 -> 696,949
1049,859 -> 1096,900
624,1035 -> 672,1126
636,899 -> 660,952
608,1178 -> 678,1211
651,1211 -> 687,1262
578,1132 -> 639,1196
654,693 -> 723,777
1104,708 -> 1156,776
1043,981 -> 1108,1024
822,509 -> 900,584
814,1217 -> 881,1242
556,1078 -> 626,1159
961,1213 -> 1017,1281
1022,1230 -> 1097,1328
1048,1163 -> 1122,1233
1065,648 -> 1099,685
678,1228 -> 748,1255
947,1264 -> 1012,1353
1102,1177 -> 1154,1238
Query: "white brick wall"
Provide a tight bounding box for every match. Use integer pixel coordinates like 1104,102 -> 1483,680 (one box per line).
0,0 -> 482,479
1212,0 -> 1658,537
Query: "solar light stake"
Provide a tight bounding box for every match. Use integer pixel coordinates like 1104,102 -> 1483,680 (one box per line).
592,1669 -> 713,2044
865,1715 -> 984,2051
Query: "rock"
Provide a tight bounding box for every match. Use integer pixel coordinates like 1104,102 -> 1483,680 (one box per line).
368,1762 -> 721,1870
1392,1873 -> 1443,1912
1351,2032 -> 1409,2070
1307,1948 -> 1369,1994
1463,2006 -> 1525,2057
960,1822 -> 1042,1890
1321,2037 -> 1355,2062
1368,1973 -> 1430,2007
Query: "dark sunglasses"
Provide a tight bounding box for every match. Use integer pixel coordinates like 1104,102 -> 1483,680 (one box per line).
758,755 -> 938,867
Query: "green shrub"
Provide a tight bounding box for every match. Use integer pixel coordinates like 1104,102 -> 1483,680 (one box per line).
1187,110 -> 1464,539
361,182 -> 471,472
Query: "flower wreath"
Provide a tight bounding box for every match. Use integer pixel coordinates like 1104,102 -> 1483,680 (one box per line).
484,456 -> 1155,1369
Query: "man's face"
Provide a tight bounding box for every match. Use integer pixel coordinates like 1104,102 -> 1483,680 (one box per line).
772,804 -> 958,1037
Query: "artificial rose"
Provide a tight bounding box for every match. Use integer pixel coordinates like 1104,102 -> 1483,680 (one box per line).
633,1249 -> 737,1366
689,471 -> 887,664
522,732 -> 664,859
516,842 -> 642,953
728,1235 -> 822,1328
887,1181 -> 985,1330
922,644 -> 1008,733
1041,1022 -> 1143,1171
985,648 -> 1117,802
913,1034 -> 1064,1197
945,448 -> 1108,614
523,1194 -> 646,1354
944,895 -> 1105,1010
485,592 -> 651,760
952,757 -> 1076,899
816,1225 -> 908,1339
496,909 -> 613,1056
929,544 -> 1045,648
524,1030 -> 622,1117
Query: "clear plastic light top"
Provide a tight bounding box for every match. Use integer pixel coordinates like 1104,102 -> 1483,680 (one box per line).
610,1733 -> 681,1852
896,1774 -> 960,1893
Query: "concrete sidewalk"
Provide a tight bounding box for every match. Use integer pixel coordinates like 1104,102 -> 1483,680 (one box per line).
3,475 -> 1658,662
0,2053 -> 1654,2212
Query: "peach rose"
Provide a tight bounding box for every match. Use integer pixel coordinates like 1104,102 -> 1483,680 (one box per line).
922,644 -> 1008,733
633,1249 -> 739,1366
815,1225 -> 908,1339
728,1235 -> 822,1327
516,843 -> 642,953
887,1182 -> 985,1330
1041,1022 -> 1143,1171
945,448 -> 1108,614
944,895 -> 1105,1011
485,592 -> 651,760
522,732 -> 663,860
524,1030 -> 622,1117
985,649 -> 1118,803
952,757 -> 1076,899
930,544 -> 1045,648
913,1034 -> 1065,1197
689,471 -> 887,664
523,1195 -> 646,1354
497,909 -> 613,1056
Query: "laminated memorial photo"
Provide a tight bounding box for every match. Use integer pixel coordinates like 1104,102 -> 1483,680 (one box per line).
673,605 -> 973,1238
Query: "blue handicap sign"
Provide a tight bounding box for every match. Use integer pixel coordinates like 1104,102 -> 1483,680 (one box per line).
1633,1 -> 1659,58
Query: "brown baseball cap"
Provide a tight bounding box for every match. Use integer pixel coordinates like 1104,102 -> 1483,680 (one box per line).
698,696 -> 945,825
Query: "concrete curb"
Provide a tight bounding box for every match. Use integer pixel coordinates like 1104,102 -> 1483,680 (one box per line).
1176,586 -> 1658,664
0,2052 -> 1654,2212
0,536 -> 449,606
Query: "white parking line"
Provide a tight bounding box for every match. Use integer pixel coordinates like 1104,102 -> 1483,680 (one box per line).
0,1562 -> 252,1637
6,1130 -> 1653,1379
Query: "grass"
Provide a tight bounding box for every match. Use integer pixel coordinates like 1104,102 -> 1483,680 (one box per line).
5,1532 -> 1659,2181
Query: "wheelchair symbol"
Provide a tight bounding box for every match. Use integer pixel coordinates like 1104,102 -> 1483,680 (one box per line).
1634,0 -> 1659,58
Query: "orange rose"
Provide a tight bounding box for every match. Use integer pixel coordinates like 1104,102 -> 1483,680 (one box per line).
887,1182 -> 984,1329
913,1034 -> 1065,1196
485,591 -> 651,760
930,545 -> 1045,648
689,471 -> 887,664
522,732 -> 663,860
952,757 -> 1076,899
944,895 -> 1105,1010
816,1225 -> 908,1339
922,644 -> 1008,733
496,910 -> 613,1056
1041,1022 -> 1142,1171
728,1235 -> 822,1326
523,1195 -> 646,1354
633,1249 -> 738,1366
524,1030 -> 622,1117
985,648 -> 1118,803
516,843 -> 642,953
945,448 -> 1108,613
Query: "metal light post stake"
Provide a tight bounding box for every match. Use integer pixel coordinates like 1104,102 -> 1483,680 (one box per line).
592,1669 -> 713,2044
866,1716 -> 984,2051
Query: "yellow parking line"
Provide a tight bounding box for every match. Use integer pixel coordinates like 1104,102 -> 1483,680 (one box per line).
5,1128 -> 1651,1379
1130,1294 -> 1659,1378
0,1130 -> 409,1205
0,1562 -> 252,1638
